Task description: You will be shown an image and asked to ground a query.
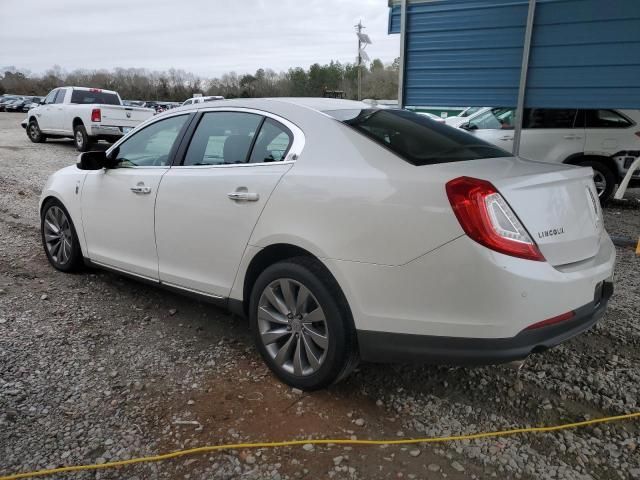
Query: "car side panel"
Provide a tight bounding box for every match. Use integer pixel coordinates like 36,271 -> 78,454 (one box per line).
247,120 -> 465,267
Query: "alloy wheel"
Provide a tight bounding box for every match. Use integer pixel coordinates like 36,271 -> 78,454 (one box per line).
593,171 -> 606,197
257,278 -> 328,376
43,206 -> 73,265
29,123 -> 39,140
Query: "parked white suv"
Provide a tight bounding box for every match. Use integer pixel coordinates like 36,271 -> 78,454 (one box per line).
458,107 -> 640,201
25,87 -> 155,151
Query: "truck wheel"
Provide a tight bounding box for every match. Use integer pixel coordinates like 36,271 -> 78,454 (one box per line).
74,124 -> 91,152
27,120 -> 46,143
578,160 -> 616,204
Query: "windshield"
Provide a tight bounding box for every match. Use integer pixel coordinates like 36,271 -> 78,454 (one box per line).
325,108 -> 510,166
70,90 -> 120,105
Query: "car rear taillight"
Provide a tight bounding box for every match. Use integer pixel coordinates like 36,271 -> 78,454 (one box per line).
525,311 -> 575,330
91,108 -> 101,122
635,131 -> 640,139
446,176 -> 545,261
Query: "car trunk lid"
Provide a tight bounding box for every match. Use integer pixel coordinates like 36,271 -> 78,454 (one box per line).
439,157 -> 603,266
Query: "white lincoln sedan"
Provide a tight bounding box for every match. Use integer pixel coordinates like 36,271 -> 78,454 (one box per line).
40,98 -> 615,390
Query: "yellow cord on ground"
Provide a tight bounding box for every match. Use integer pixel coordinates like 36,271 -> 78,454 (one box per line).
2,411 -> 639,480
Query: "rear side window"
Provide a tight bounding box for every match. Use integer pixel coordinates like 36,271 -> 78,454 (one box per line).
523,109 -> 578,129
327,109 -> 510,166
248,118 -> 293,163
183,112 -> 262,165
70,90 -> 120,105
585,110 -> 632,128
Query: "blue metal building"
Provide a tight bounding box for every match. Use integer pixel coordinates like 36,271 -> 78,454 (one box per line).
388,0 -> 640,110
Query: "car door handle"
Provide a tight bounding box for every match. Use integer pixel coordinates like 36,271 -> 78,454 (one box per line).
130,183 -> 152,194
498,136 -> 513,141
563,135 -> 582,140
228,191 -> 259,202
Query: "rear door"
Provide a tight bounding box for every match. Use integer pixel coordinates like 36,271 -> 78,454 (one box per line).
518,109 -> 585,163
81,113 -> 190,278
584,109 -> 635,154
155,109 -> 300,297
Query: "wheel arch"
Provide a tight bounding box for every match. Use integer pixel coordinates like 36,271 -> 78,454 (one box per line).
236,243 -> 356,333
72,117 -> 84,129
563,154 -> 620,180
39,192 -> 88,258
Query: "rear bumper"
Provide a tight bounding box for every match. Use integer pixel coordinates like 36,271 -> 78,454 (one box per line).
89,125 -> 128,137
358,282 -> 613,364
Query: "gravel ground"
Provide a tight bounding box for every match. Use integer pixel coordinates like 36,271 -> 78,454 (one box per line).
0,111 -> 639,480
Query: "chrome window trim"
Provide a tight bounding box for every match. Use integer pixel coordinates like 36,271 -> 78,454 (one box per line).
172,106 -> 305,168
104,111 -> 192,170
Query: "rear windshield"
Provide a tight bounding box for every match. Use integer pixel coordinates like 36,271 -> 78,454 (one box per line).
325,108 -> 510,166
70,90 -> 120,105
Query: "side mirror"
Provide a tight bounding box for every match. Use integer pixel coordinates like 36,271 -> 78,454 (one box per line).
77,150 -> 117,170
461,122 -> 478,131
39,99 -> 46,105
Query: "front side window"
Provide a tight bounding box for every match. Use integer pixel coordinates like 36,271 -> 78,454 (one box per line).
522,109 -> 577,129
53,89 -> 66,104
249,118 -> 293,163
113,115 -> 188,167
183,112 -> 262,166
585,110 -> 632,128
468,108 -> 516,130
326,108 -> 510,166
43,90 -> 57,105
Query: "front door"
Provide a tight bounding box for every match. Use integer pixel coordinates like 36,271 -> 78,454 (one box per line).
37,89 -> 58,132
155,111 -> 296,297
81,113 -> 190,279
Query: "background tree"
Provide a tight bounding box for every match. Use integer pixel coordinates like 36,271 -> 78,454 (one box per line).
1,59 -> 399,102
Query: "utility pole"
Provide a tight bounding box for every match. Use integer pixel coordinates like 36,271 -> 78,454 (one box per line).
355,20 -> 364,101
354,20 -> 371,101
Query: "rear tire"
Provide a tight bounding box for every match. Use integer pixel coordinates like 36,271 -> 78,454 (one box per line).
577,160 -> 615,204
41,199 -> 83,272
27,120 -> 46,143
74,124 -> 91,152
249,257 -> 358,390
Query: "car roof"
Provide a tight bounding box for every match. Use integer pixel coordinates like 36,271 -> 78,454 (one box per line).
66,86 -> 119,95
171,97 -> 371,115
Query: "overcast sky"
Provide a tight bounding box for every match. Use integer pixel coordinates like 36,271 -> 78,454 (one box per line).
1,0 -> 399,78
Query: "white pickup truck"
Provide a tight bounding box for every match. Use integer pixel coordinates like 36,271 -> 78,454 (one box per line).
24,87 -> 155,151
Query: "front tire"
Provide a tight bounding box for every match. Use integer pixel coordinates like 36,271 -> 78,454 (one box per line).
74,124 -> 91,152
578,160 -> 616,204
41,199 -> 83,272
249,257 -> 358,390
27,120 -> 46,143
